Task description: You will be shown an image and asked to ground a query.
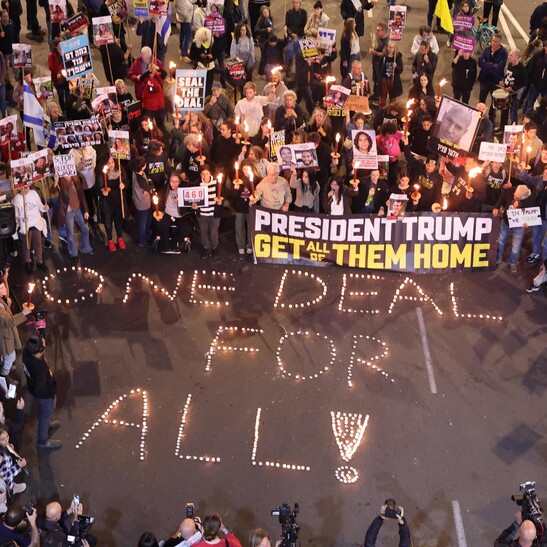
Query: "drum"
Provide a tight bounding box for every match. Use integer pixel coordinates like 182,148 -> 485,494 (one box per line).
492,88 -> 511,111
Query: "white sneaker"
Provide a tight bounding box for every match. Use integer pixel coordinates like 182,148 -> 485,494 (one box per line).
12,483 -> 26,494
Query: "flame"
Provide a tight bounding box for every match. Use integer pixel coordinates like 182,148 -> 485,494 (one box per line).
527,146 -> 532,153
326,76 -> 336,84
406,98 -> 416,109
235,161 -> 238,170
469,167 -> 482,178
267,120 -> 272,130
102,165 -> 108,174
169,61 -> 176,69
28,282 -> 35,293
235,116 -> 240,124
249,173 -> 254,182
271,66 -> 283,75
407,110 -> 413,118
148,119 -> 154,130
243,120 -> 249,131
442,197 -> 448,210
335,133 -> 341,142
414,184 -> 420,190
198,133 -> 202,143
152,195 -> 159,205
217,173 -> 223,183
439,78 -> 447,87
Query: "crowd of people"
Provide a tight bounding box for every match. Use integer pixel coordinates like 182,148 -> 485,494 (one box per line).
0,0 -> 543,541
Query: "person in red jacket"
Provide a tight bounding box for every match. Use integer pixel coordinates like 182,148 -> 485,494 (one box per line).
128,46 -> 164,101
141,59 -> 168,135
48,38 -> 69,113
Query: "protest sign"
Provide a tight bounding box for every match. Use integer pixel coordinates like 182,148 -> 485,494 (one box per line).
387,193 -> 409,219
64,12 -> 89,33
352,130 -> 378,169
250,207 -> 500,272
96,86 -> 117,105
453,14 -> 474,32
507,207 -> 542,228
31,149 -> 53,182
0,116 -> 18,143
12,44 -> 32,68
344,95 -> 370,113
108,130 -> 131,160
33,77 -> 54,101
92,94 -> 113,121
317,28 -> 336,54
325,85 -> 350,108
389,5 -> 407,28
49,0 -> 67,22
378,155 -> 389,180
127,101 -> 143,131
204,16 -> 226,34
276,143 -> 318,169
207,0 -> 224,16
54,120 -> 103,150
428,96 -> 481,159
77,77 -> 95,100
174,70 -> 207,111
479,142 -> 508,163
299,37 -> 319,60
92,16 -> 115,45
149,0 -> 168,15
10,158 -> 33,189
178,186 -> 210,208
134,0 -> 148,17
269,130 -> 285,162
53,154 -> 77,177
503,125 -> 523,155
226,58 -> 245,81
452,35 -> 476,53
60,35 -> 93,80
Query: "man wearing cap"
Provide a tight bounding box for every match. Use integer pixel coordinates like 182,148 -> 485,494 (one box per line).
204,82 -> 234,132
22,336 -> 62,450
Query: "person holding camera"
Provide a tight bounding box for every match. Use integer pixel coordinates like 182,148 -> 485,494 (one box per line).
364,500 -> 411,547
37,499 -> 96,546
0,502 -> 40,546
494,511 -> 546,546
22,336 -> 62,451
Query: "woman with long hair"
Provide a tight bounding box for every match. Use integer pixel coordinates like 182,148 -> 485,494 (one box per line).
323,176 -> 352,215
408,73 -> 435,102
306,108 -> 333,145
289,166 -> 320,212
230,23 -> 256,82
248,529 -> 272,547
340,18 -> 360,80
254,5 -> 273,49
378,41 -> 403,108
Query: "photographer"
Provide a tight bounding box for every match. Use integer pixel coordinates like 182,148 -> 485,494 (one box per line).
195,514 -> 242,547
163,517 -> 202,546
0,502 -> 40,546
494,512 -> 546,546
364,501 -> 411,547
38,499 -> 96,546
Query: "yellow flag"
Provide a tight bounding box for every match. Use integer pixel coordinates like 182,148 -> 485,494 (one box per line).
434,0 -> 454,35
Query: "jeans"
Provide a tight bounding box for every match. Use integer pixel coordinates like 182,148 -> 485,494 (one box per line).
179,22 -> 192,57
1,351 -> 16,375
66,208 -> 92,257
135,208 -> 152,245
531,218 -> 547,259
35,396 -> 55,444
497,221 -> 525,265
197,216 -> 220,249
285,37 -> 299,72
235,212 -> 251,250
46,197 -> 68,242
523,84 -> 544,115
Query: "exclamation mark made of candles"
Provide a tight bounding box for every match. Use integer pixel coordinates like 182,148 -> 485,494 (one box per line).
331,411 -> 369,484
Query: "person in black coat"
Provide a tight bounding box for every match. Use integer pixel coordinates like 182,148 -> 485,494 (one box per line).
378,41 -> 404,108
364,503 -> 411,547
451,49 -> 477,104
339,0 -> 374,41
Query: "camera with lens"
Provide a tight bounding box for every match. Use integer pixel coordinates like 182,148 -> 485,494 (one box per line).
512,482 -> 545,541
24,500 -> 35,517
67,515 -> 95,545
384,498 -> 401,519
271,503 -> 299,547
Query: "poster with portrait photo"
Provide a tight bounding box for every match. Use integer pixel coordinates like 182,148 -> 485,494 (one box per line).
96,86 -> 117,107
386,193 -> 408,219
10,157 -> 34,189
92,93 -> 113,121
207,0 -> 224,16
377,155 -> 389,180
352,129 -> 378,169
12,44 -> 32,68
0,116 -> 18,143
149,0 -> 167,14
276,145 -> 295,169
108,130 -> 131,160
292,143 -> 319,169
54,119 -> 104,150
427,96 -> 481,159
325,84 -> 350,109
92,16 -> 115,45
389,6 -> 407,28
31,149 -> 53,182
49,0 -> 67,23
503,125 -> 523,155
33,77 -> 54,101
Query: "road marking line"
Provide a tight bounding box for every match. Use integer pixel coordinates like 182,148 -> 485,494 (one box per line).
498,11 -> 517,51
415,307 -> 437,394
452,500 -> 468,547
501,4 -> 530,43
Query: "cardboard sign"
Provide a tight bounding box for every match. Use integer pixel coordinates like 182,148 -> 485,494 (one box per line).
174,70 -> 207,111
479,142 -> 508,162
91,93 -> 113,121
53,154 -> 77,177
178,186 -> 209,207
64,12 -> 90,33
10,157 -> 34,189
276,143 -> 319,170
325,84 -> 350,108
60,35 -> 93,80
503,125 -> 523,155
507,207 -> 542,228
344,95 -> 370,113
